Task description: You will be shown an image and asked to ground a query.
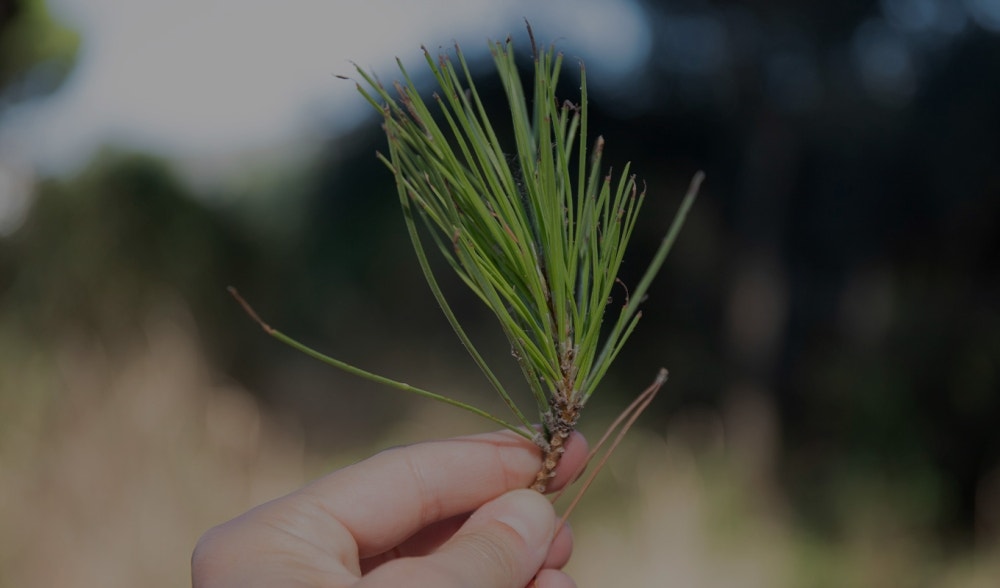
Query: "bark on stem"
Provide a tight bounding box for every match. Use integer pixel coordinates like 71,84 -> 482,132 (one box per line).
530,397 -> 581,492
531,430 -> 568,492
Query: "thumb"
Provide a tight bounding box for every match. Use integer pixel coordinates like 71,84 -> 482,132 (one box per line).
360,489 -> 557,588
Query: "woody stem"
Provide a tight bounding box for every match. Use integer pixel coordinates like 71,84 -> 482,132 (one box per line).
530,397 -> 581,492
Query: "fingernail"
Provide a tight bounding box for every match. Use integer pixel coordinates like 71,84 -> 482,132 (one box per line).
493,489 -> 555,550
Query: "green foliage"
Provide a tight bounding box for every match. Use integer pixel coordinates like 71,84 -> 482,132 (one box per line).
238,30 -> 699,447
0,150 -> 258,347
353,33 -> 699,436
0,0 -> 80,103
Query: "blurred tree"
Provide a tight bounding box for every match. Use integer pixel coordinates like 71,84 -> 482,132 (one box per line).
0,0 -> 995,546
0,0 -> 79,106
0,150 -> 266,370
299,3 -> 1000,541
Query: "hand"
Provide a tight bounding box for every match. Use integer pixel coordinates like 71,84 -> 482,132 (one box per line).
192,429 -> 588,588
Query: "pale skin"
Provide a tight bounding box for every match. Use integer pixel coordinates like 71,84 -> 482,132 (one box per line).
192,430 -> 588,588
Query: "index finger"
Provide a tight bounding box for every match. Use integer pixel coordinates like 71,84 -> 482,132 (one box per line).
297,429 -> 587,558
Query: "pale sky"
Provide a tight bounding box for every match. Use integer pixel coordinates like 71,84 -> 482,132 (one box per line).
0,0 -> 650,177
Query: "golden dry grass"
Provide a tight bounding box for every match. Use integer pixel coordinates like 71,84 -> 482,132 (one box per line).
0,314 -> 311,587
1,312 -> 998,587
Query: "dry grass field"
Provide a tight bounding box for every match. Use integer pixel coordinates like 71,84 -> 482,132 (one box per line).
2,314 -> 998,587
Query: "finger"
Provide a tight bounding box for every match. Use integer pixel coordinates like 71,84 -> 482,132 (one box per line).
359,512 -> 470,574
298,429 -> 588,558
192,506 -> 361,588
532,569 -> 578,588
361,504 -> 574,575
546,432 -> 588,491
541,522 -> 573,570
359,504 -> 574,574
358,489 -> 558,588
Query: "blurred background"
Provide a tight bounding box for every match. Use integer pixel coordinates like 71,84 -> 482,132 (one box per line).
1,0 -> 998,586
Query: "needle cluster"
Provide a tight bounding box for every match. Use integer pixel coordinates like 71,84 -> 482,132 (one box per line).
353,30 -> 699,490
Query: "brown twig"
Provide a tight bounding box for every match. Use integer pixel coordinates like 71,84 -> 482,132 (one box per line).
530,396 -> 581,492
551,369 -> 667,523
227,287 -> 275,335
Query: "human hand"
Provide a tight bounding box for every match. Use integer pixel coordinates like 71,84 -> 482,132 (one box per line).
192,429 -> 588,588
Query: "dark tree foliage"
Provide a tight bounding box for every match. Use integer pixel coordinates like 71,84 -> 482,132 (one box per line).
1,0 -> 996,542
297,1 -> 1000,540
0,0 -> 79,105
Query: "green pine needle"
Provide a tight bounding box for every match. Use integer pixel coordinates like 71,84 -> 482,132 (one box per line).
354,31 -> 701,442
235,27 -> 700,453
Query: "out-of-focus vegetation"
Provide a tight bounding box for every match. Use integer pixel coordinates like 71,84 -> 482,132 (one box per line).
0,0 -> 79,105
1,0 -> 999,586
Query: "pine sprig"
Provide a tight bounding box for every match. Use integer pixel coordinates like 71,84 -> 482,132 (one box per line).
353,30 -> 702,489
232,26 -> 701,492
